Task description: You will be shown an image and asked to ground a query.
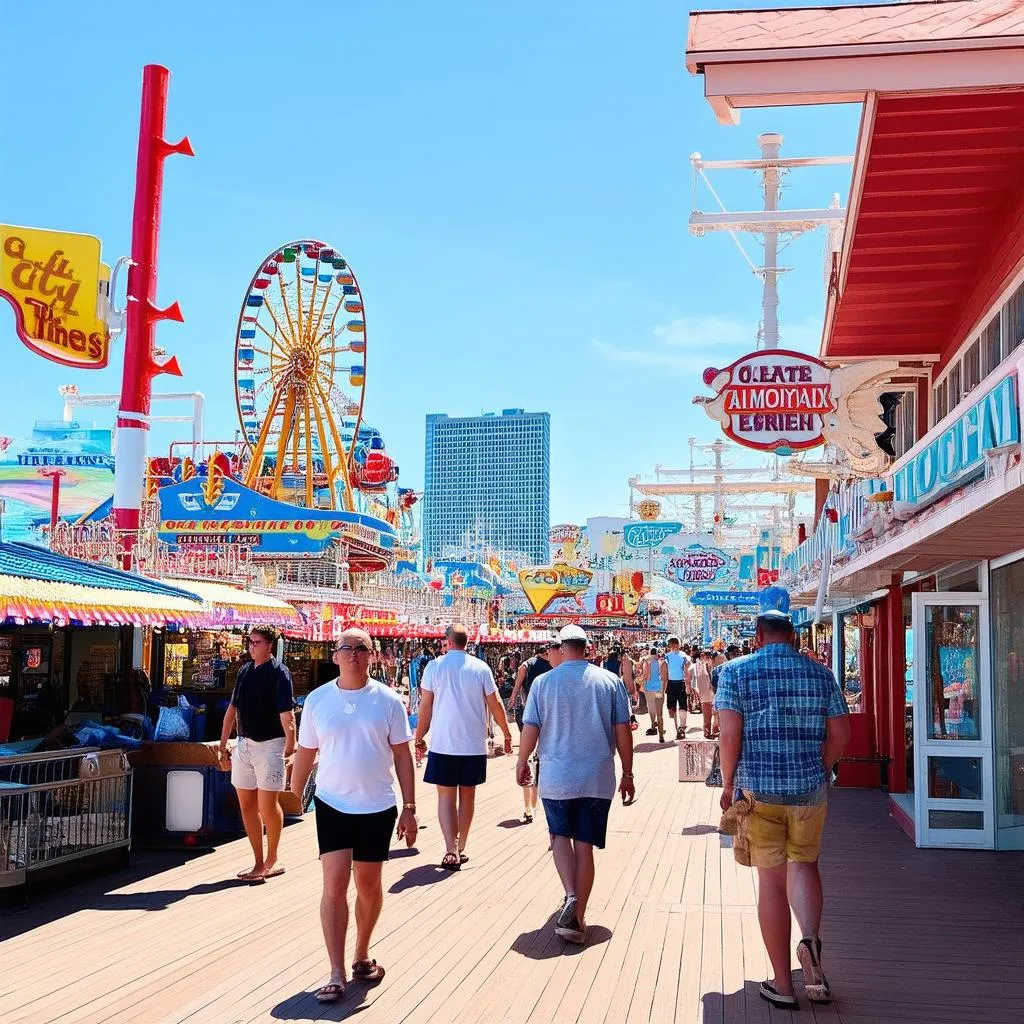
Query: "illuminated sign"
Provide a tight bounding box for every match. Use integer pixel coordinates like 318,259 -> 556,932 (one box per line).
696,349 -> 834,453
548,524 -> 581,545
669,545 -> 734,586
890,375 -> 1019,510
0,226 -> 111,368
757,568 -> 780,587
518,562 -> 594,615
689,590 -> 762,607
623,520 -> 683,549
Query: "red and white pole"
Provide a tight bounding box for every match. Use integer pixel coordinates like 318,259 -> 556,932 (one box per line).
114,64 -> 192,567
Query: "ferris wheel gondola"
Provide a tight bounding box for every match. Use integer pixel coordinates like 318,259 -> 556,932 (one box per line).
234,239 -> 367,510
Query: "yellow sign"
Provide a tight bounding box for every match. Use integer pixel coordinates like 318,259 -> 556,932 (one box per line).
518,562 -> 594,615
0,225 -> 110,368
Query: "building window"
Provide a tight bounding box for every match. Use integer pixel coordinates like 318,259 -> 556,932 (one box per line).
948,363 -> 962,409
982,315 -> 1002,377
933,378 -> 948,426
893,390 -> 917,460
963,339 -> 981,397
1008,280 -> 1024,354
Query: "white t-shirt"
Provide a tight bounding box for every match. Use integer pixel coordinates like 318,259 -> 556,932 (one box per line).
420,650 -> 498,756
297,679 -> 413,814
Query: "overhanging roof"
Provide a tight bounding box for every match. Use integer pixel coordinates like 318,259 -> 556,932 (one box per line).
687,0 -> 1024,124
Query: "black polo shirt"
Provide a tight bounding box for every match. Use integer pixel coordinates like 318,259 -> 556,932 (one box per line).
231,657 -> 295,741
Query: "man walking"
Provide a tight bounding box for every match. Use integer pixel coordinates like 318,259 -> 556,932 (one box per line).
290,627 -> 418,1004
218,625 -> 295,883
663,636 -> 692,740
508,640 -> 558,735
716,608 -> 851,1010
414,624 -> 512,869
516,624 -> 634,944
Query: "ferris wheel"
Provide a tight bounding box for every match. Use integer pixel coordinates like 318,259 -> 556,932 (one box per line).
234,239 -> 366,510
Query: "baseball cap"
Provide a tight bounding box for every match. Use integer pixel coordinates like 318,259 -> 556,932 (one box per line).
557,624 -> 588,643
757,609 -> 792,623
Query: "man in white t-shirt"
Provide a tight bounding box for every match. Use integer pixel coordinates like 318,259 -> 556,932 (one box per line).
290,627 -> 417,1005
414,623 -> 511,870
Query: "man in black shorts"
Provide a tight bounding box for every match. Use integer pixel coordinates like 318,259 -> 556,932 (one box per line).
290,627 -> 418,1004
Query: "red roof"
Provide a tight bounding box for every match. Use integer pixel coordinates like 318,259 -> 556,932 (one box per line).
688,0 -> 1024,61
826,88 -> 1024,361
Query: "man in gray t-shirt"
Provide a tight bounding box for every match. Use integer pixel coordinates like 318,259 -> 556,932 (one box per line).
517,624 -> 634,945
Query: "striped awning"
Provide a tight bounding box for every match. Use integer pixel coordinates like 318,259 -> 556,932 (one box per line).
0,573 -> 206,627
161,579 -> 301,628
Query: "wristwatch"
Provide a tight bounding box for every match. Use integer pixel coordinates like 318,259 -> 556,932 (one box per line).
622,772 -> 634,778
403,802 -> 417,812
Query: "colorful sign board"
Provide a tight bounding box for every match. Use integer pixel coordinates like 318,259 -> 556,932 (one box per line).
668,544 -> 735,586
0,225 -> 111,368
518,562 -> 594,615
696,349 -> 834,453
689,590 -> 762,607
157,467 -> 396,564
623,520 -> 684,550
548,523 -> 581,545
890,374 -> 1019,509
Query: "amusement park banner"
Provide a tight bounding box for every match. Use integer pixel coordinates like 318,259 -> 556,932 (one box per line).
667,544 -> 737,587
156,467 -> 396,564
0,225 -> 112,369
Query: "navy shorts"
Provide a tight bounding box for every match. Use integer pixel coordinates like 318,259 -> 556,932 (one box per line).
666,682 -> 686,713
542,797 -> 612,849
424,752 -> 488,787
314,798 -> 397,862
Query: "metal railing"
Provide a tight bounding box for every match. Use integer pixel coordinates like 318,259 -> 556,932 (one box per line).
0,748 -> 133,889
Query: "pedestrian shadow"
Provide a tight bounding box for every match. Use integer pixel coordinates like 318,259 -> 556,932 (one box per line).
511,918 -> 613,959
270,983 -> 370,1020
388,863 -> 457,893
680,825 -> 718,836
388,847 -> 420,859
633,741 -> 676,753
497,818 -> 527,829
701,986 -> 748,1021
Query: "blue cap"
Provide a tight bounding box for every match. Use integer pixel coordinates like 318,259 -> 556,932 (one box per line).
758,586 -> 791,620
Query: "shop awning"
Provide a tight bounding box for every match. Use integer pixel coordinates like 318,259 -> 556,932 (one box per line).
0,573 -> 206,627
161,579 -> 302,629
833,462 -> 1024,591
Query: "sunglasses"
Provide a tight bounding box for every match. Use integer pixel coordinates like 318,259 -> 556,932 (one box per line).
246,638 -> 270,647
335,644 -> 371,654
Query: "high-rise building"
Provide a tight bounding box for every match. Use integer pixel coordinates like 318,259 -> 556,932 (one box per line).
423,409 -> 550,566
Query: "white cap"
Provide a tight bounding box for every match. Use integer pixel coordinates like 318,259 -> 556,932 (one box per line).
557,624 -> 588,643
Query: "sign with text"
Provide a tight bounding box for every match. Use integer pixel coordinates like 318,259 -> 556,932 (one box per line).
689,590 -> 762,607
623,520 -> 684,550
696,349 -> 834,453
548,523 -> 581,545
518,562 -> 594,615
0,225 -> 111,368
890,374 -> 1019,509
668,544 -> 735,586
756,568 -> 780,587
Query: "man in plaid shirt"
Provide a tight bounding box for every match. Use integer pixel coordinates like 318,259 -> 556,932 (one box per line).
715,608 -> 850,1011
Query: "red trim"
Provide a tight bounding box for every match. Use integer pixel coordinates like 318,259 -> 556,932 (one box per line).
0,290 -> 110,369
887,580 -> 908,793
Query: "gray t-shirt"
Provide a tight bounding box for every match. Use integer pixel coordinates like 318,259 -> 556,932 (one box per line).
523,660 -> 631,800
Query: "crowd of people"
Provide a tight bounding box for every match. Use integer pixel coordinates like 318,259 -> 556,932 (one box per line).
217,610 -> 850,1011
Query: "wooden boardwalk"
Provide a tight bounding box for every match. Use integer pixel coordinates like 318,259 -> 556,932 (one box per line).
3,730 -> 1023,1024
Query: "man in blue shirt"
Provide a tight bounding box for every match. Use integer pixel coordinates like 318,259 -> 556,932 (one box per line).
516,624 -> 634,945
715,609 -> 850,1010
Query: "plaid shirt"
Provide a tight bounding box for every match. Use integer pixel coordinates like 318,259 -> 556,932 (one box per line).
714,644 -> 847,797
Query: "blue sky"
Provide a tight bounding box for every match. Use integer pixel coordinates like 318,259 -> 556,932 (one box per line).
0,0 -> 861,524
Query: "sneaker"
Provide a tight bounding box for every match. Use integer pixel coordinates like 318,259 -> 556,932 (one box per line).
645,727 -> 657,736
556,894 -> 578,929
676,727 -> 684,740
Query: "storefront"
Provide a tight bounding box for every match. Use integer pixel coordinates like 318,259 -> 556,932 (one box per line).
686,0 -> 1024,849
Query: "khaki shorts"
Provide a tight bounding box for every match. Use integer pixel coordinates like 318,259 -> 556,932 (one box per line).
645,691 -> 664,718
231,736 -> 286,792
742,798 -> 828,868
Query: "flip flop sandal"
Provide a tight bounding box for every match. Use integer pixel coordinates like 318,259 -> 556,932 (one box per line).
352,959 -> 385,983
759,982 -> 798,1009
797,938 -> 831,1003
316,981 -> 345,1003
263,867 -> 286,879
441,852 -> 461,871
459,853 -> 469,864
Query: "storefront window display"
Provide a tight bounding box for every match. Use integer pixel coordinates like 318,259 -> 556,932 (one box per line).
159,630 -> 247,691
990,559 -> 1024,838
838,614 -> 863,712
815,621 -> 833,671
925,604 -> 981,742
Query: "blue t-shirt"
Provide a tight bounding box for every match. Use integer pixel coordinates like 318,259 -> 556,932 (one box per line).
714,644 -> 848,797
664,650 -> 688,681
523,660 -> 631,800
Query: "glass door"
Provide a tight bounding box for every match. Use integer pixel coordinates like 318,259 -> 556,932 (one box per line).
913,594 -> 993,848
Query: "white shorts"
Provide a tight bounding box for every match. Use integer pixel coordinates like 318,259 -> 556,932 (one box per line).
231,736 -> 286,792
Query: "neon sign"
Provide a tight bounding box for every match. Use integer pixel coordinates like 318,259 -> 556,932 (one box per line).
623,520 -> 683,549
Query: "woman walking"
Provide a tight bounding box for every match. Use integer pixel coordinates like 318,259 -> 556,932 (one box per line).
693,649 -> 716,738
